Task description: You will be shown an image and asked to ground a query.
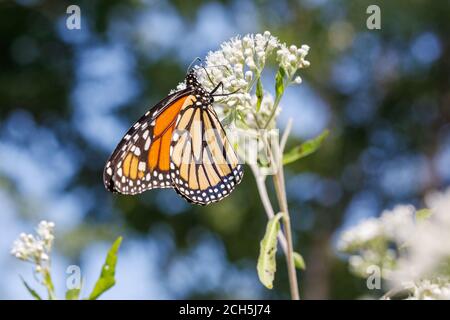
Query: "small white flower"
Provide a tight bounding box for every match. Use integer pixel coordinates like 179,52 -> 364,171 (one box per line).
245,70 -> 253,82
169,81 -> 187,94
425,187 -> 450,224
380,205 -> 415,244
337,218 -> 382,251
293,76 -> 302,84
276,43 -> 310,80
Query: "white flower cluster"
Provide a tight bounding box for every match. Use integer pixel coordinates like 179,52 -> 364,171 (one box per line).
11,220 -> 55,272
338,187 -> 450,299
337,218 -> 381,251
200,31 -> 279,94
190,31 -> 310,130
276,43 -> 310,83
337,205 -> 415,252
336,206 -> 413,278
401,279 -> 450,300
392,188 -> 450,289
196,31 -> 278,127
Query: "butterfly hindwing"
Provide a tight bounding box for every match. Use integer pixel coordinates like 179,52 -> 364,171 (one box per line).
169,96 -> 243,205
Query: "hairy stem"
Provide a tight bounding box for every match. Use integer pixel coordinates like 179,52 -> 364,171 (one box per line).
280,118 -> 293,152
263,93 -> 282,129
42,268 -> 56,300
250,164 -> 288,255
271,129 -> 300,300
273,168 -> 300,300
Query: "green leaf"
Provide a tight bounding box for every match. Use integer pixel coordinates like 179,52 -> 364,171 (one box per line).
283,129 -> 329,165
222,111 -> 234,127
236,110 -> 249,128
257,213 -> 283,289
65,288 -> 81,300
416,209 -> 432,221
293,252 -> 306,270
20,276 -> 42,300
256,76 -> 263,112
275,67 -> 286,99
88,236 -> 122,300
43,269 -> 56,300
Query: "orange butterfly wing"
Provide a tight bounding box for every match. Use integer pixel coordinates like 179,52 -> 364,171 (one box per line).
103,90 -> 195,194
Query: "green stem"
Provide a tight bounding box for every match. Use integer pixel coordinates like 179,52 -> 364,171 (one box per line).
246,71 -> 259,92
264,73 -> 295,129
250,164 -> 288,255
43,268 -> 56,300
273,168 -> 300,300
263,92 -> 283,129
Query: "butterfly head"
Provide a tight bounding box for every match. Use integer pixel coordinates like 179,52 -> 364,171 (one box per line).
186,69 -> 200,88
186,69 -> 214,105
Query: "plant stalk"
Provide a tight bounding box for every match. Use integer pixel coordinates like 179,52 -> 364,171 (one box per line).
273,166 -> 300,300
251,164 -> 288,255
43,268 -> 56,300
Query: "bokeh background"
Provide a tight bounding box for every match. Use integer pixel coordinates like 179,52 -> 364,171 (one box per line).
1,0 -> 449,299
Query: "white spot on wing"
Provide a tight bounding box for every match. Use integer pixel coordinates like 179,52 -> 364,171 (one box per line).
144,138 -> 151,151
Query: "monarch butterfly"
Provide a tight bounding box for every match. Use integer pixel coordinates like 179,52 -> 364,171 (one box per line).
103,68 -> 243,205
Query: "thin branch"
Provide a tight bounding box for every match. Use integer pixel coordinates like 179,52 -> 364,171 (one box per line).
273,168 -> 300,300
280,117 -> 293,153
272,135 -> 300,300
250,164 -> 288,255
263,93 -> 282,129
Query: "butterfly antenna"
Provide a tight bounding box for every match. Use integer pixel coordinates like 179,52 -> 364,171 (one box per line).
212,88 -> 241,97
186,57 -> 202,74
200,65 -> 215,87
204,64 -> 232,73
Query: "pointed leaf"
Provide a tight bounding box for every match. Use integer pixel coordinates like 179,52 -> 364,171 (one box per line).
257,213 -> 283,289
416,209 -> 432,221
65,288 -> 81,300
42,269 -> 56,300
283,130 -> 329,165
293,252 -> 306,270
256,77 -> 263,112
236,110 -> 250,128
221,112 -> 234,127
275,67 -> 286,99
88,236 -> 122,300
20,276 -> 42,300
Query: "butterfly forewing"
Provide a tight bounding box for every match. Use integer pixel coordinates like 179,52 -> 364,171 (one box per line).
103,89 -> 193,194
